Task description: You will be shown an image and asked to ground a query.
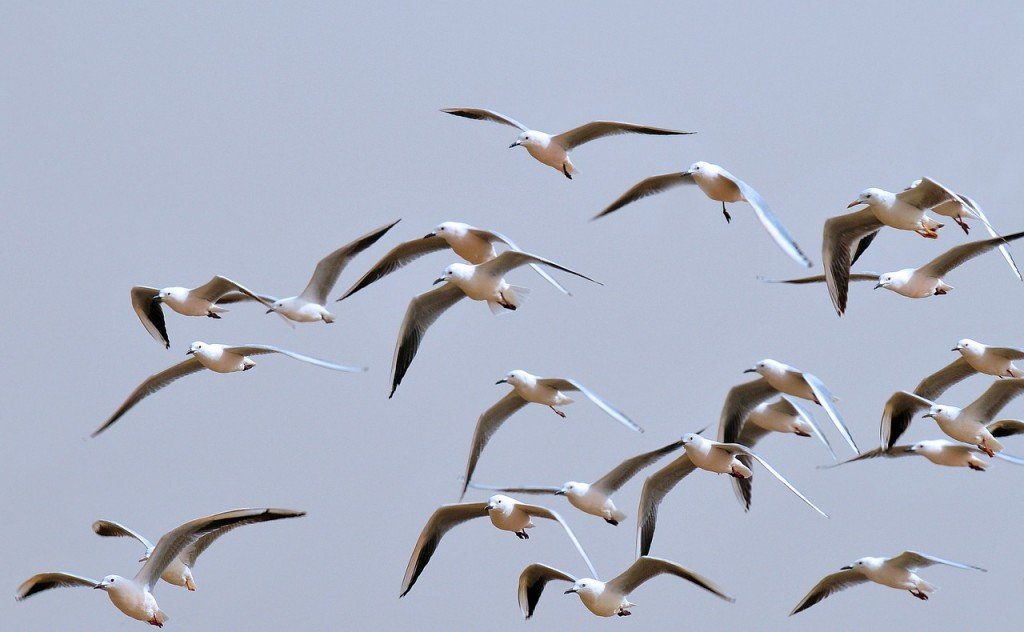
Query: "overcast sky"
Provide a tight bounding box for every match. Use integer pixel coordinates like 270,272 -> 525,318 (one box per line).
3,2 -> 1023,630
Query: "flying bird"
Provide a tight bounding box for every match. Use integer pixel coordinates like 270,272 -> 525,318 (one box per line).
93,341 -> 363,436
466,439 -> 683,524
399,495 -> 595,597
131,276 -> 275,349
518,556 -> 734,619
636,432 -> 827,556
92,508 -> 305,591
459,369 -> 643,498
389,251 -> 599,397
879,378 -> 1024,455
593,161 -> 812,267
339,221 -> 568,300
821,177 -> 958,314
791,551 -> 985,615
263,220 -> 399,323
441,107 -> 692,179
821,440 -> 1024,471
16,508 -> 300,627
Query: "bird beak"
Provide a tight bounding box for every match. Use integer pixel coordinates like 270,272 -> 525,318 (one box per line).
951,347 -> 960,352
922,413 -> 935,419
93,583 -> 104,590
432,277 -> 446,285
495,378 -> 508,385
185,349 -> 196,356
554,490 -> 565,496
743,368 -> 757,374
873,282 -> 884,290
485,504 -> 495,511
423,232 -> 436,239
563,588 -> 577,594
840,565 -> 853,570
509,140 -> 521,148
152,296 -> 162,303
847,200 -> 863,208
265,308 -> 275,314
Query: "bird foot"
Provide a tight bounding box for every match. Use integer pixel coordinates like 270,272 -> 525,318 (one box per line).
794,429 -> 811,437
550,407 -> 567,418
563,165 -> 572,179
617,609 -> 632,617
955,217 -> 970,234
916,229 -> 940,239
605,518 -> 619,526
980,443 -> 995,458
515,531 -> 529,540
722,203 -> 731,223
729,468 -> 746,479
968,463 -> 985,471
148,618 -> 164,628
910,589 -> 928,601
934,287 -> 948,295
206,312 -> 222,319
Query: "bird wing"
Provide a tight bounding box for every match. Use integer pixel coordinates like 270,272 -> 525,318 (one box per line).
389,283 -> 466,397
337,234 -> 448,301
468,228 -> 570,295
517,563 -> 577,619
465,481 -> 561,495
895,176 -> 959,209
592,440 -> 685,494
718,378 -> 780,446
399,502 -> 489,597
190,276 -> 274,310
774,397 -> 837,459
913,357 -> 976,401
135,508 -> 294,592
730,422 -> 774,512
822,208 -> 884,315
92,356 -> 206,437
728,175 -> 811,267
92,520 -> 156,555
535,378 -> 643,433
715,443 -> 828,517
635,454 -> 696,557
517,504 -> 598,578
476,250 -> 600,285
458,391 -> 529,499
961,195 -> 1022,280
223,344 -> 365,373
441,107 -> 529,131
789,569 -> 868,615
988,346 -> 1024,360
592,172 -> 695,220
880,391 -> 934,450
758,272 -> 878,284
608,556 -> 735,603
800,372 -> 859,453
131,286 -> 169,349
888,551 -> 986,572
919,231 -> 1024,278
15,573 -> 102,601
850,229 -> 880,266
179,508 -> 305,569
962,379 -> 1024,423
987,419 -> 1024,438
820,446 -> 917,469
552,121 -> 693,151
298,220 -> 400,305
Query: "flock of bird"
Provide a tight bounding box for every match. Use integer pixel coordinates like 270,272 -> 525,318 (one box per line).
15,106 -> 1024,626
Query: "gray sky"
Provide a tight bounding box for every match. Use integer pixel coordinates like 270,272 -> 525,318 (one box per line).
2,2 -> 1022,630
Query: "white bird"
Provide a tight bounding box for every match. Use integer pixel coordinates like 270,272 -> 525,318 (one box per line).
93,341 -> 363,436
719,397 -> 837,510
399,495 -> 595,597
872,231 -> 1024,299
131,276 -> 275,349
389,251 -> 599,397
822,439 -> 1024,471
441,107 -> 692,179
339,221 -> 569,300
636,432 -> 827,556
898,339 -> 1024,409
459,370 -> 643,498
721,359 -> 858,455
466,439 -> 683,524
879,379 -> 1024,455
593,161 -> 812,267
91,508 -> 305,591
16,508 -> 299,627
790,551 -> 985,615
822,177 -> 957,314
518,556 -> 734,619
263,220 -> 398,323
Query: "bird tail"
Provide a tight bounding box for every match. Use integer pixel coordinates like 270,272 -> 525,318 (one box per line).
986,435 -> 1005,453
502,285 -> 531,309
916,578 -> 937,595
611,508 -> 627,523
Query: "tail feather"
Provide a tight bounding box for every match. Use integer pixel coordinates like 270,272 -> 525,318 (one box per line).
503,285 -> 531,309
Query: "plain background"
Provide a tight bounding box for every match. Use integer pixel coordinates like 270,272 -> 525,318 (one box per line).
2,2 -> 1022,630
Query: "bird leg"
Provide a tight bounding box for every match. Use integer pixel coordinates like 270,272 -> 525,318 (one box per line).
979,440 -> 995,458
515,530 -> 530,540
605,518 -> 619,526
909,589 -> 929,601
721,202 -> 731,223
729,466 -> 746,479
954,216 -> 970,234
915,228 -> 940,239
968,462 -> 985,471
562,164 -> 572,180
497,293 -> 517,311
147,618 -> 164,628
933,287 -> 948,296
617,609 -> 632,617
794,429 -> 811,437
206,312 -> 222,319
549,406 -> 567,418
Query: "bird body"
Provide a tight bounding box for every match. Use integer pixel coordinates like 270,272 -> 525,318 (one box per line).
156,287 -> 228,317
911,440 -> 990,469
682,434 -> 752,477
187,342 -> 255,373
571,579 -> 635,617
749,359 -> 819,403
559,483 -> 624,524
513,130 -> 578,176
99,577 -> 167,626
850,187 -> 944,236
503,370 -> 573,408
876,268 -> 954,298
746,401 -> 814,436
441,262 -> 523,310
955,339 -> 1024,377
433,222 -> 500,263
925,405 -> 1004,454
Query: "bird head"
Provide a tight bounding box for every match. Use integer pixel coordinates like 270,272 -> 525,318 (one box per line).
557,481 -> 586,497
565,579 -> 601,596
849,188 -> 884,208
873,273 -> 895,290
486,494 -> 514,513
186,341 -> 206,356
953,338 -> 979,353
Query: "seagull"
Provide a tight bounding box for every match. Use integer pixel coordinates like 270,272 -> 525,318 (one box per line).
16,508 -> 300,627
338,221 -> 568,300
458,370 -> 643,499
263,220 -> 399,323
720,359 -> 858,456
822,177 -> 958,314
441,107 -> 692,179
790,551 -> 986,615
636,432 -> 827,557
879,378 -> 1024,455
821,440 -> 1024,471
131,276 -> 275,349
593,161 -> 812,267
873,231 -> 1024,298
92,508 -> 305,591
904,339 -> 1024,406
719,397 -> 837,510
93,341 -> 364,436
399,495 -> 595,597
518,556 -> 734,619
389,251 -> 599,397
465,439 -> 683,524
